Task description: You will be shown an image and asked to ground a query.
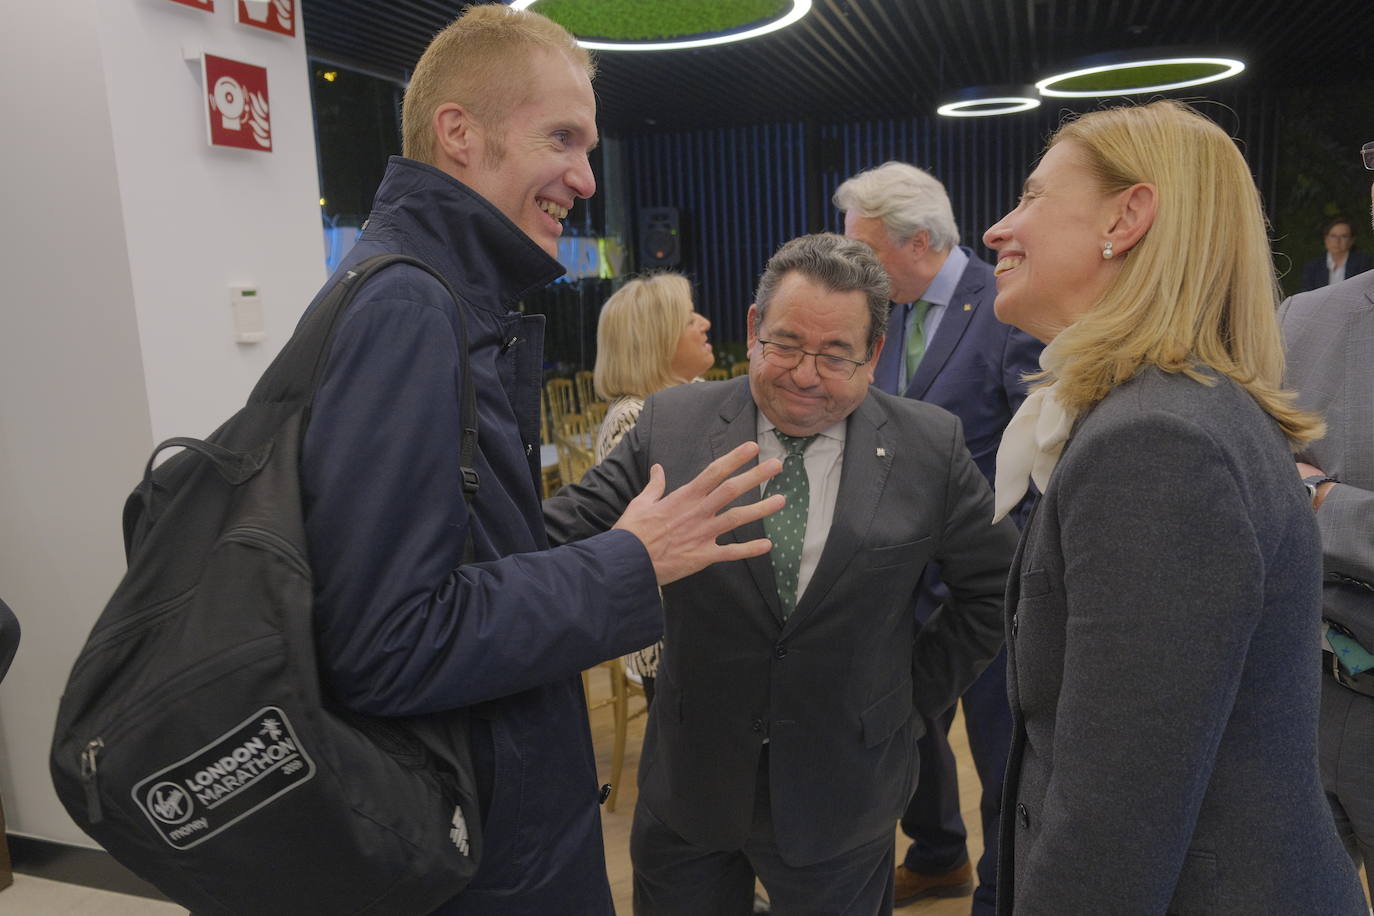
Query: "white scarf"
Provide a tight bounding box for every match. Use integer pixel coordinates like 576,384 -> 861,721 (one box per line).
992,337 -> 1077,523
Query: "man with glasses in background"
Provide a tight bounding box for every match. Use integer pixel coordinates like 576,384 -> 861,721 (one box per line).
546,233 -> 1018,915
1279,139 -> 1374,905
1301,216 -> 1373,291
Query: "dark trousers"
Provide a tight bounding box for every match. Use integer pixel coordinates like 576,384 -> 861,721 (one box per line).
1320,661 -> 1374,890
900,648 -> 1011,916
632,747 -> 895,916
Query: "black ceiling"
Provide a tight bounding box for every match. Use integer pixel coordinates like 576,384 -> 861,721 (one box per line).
300,0 -> 1372,133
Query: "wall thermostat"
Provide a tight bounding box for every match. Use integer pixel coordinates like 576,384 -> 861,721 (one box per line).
229,284 -> 266,344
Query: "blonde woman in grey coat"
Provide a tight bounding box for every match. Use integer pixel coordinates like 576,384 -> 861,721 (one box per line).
982,100 -> 1366,915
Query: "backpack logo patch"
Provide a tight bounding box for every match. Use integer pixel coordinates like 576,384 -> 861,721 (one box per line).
132,706 -> 315,849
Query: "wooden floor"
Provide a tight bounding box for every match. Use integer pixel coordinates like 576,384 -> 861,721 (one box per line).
586,669 -> 983,915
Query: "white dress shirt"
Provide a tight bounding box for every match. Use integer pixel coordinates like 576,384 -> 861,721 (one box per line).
1327,252 -> 1349,287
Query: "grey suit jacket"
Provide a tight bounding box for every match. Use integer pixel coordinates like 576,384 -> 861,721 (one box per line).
998,367 -> 1365,915
544,377 -> 1018,866
1280,272 -> 1374,647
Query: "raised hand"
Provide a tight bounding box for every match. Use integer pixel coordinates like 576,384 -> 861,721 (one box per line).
614,442 -> 784,585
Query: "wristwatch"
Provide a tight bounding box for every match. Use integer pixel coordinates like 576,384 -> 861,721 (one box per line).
1303,474 -> 1338,504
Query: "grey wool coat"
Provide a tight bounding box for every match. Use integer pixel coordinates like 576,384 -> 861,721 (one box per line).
997,366 -> 1366,915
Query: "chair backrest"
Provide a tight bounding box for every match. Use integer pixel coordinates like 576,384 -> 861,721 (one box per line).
583,399 -> 608,427
573,370 -> 597,413
555,413 -> 596,485
545,378 -> 577,426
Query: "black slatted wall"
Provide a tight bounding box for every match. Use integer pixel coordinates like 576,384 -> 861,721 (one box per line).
611,90 -> 1281,354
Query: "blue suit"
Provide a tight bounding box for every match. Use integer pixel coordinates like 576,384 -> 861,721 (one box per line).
873,247 -> 1042,913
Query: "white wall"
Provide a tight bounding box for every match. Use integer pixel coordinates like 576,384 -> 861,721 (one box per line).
1,0 -> 324,847
103,0 -> 326,442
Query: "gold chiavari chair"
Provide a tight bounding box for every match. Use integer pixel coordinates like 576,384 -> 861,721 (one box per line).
555,411 -> 595,487
581,660 -> 647,812
583,399 -> 608,429
573,370 -> 598,414
544,378 -> 578,427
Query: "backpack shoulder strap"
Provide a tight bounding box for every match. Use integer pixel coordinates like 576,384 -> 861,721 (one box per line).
252,254 -> 480,507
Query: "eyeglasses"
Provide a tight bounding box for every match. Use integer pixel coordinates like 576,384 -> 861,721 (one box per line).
756,339 -> 868,380
1363,141 -> 1374,171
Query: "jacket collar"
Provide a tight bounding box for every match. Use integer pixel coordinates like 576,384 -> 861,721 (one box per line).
361,156 -> 565,312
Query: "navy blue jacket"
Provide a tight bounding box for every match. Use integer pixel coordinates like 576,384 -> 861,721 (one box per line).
873,249 -> 1043,619
1301,249 -> 1373,292
872,248 -> 1042,486
300,157 -> 661,914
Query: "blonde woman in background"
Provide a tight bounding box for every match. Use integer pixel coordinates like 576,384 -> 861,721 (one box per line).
984,100 -> 1367,915
593,271 -> 714,705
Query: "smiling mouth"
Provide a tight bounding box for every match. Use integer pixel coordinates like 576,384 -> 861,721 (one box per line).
994,256 -> 1023,277
538,199 -> 569,221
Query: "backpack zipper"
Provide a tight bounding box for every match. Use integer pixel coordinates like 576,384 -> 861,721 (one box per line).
81,738 -> 105,823
220,526 -> 310,579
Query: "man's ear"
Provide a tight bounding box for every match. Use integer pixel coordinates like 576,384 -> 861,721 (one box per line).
1108,183 -> 1157,255
907,230 -> 930,260
433,103 -> 478,170
746,304 -> 761,352
865,335 -> 884,385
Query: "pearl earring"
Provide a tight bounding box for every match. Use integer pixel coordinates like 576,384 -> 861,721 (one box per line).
1102,241 -> 1115,260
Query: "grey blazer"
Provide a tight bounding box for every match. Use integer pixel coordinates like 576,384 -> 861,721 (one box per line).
998,367 -> 1365,915
545,377 -> 1018,866
1280,272 -> 1374,644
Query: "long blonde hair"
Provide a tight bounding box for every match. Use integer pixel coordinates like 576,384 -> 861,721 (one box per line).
594,273 -> 695,400
1043,100 -> 1321,447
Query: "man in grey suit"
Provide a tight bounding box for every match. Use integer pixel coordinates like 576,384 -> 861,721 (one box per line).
545,233 -> 1018,915
838,162 -> 1042,912
1279,140 -> 1374,889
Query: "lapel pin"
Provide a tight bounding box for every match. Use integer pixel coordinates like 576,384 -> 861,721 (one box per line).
963,303 -> 973,311
876,447 -> 887,457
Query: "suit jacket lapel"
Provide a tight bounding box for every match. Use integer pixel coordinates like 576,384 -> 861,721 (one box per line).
907,265 -> 983,398
785,395 -> 892,633
709,379 -> 785,623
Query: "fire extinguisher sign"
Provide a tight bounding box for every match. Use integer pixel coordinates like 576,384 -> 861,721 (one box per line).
236,0 -> 296,37
202,54 -> 272,152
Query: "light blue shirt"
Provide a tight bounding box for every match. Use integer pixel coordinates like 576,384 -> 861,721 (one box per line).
897,246 -> 969,391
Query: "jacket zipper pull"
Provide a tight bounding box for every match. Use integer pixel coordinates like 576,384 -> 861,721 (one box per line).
501,336 -> 520,354
81,738 -> 105,824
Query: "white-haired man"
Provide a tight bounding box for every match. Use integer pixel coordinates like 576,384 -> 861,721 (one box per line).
836,162 -> 1042,913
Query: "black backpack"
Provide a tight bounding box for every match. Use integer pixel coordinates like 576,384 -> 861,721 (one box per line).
51,254 -> 483,914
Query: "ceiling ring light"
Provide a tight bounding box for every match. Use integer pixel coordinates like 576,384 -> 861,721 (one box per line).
1036,53 -> 1245,97
936,86 -> 1041,118
509,0 -> 812,51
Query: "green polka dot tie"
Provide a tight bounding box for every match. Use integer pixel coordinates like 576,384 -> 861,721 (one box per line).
763,430 -> 817,617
